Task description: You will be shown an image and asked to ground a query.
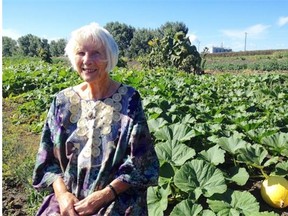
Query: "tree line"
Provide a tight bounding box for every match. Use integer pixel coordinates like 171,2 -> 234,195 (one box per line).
3,21 -> 205,73
2,21 -> 187,59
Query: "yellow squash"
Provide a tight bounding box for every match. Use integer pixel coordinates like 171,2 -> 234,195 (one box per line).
261,176 -> 288,208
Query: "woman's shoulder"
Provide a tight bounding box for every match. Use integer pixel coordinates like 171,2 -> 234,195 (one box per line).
54,86 -> 74,99
119,84 -> 140,98
52,86 -> 79,106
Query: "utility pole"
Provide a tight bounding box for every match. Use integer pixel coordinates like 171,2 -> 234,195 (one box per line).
244,32 -> 247,51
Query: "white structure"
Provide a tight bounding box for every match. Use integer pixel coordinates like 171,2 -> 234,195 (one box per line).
209,46 -> 232,53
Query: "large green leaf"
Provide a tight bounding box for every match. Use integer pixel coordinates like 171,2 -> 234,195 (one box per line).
201,209 -> 216,216
174,159 -> 227,200
218,134 -> 248,155
154,123 -> 195,143
155,141 -> 196,166
199,145 -> 226,166
226,167 -> 249,186
208,191 -> 259,215
147,184 -> 171,216
147,118 -> 167,133
237,144 -> 268,167
261,132 -> 288,157
170,200 -> 202,216
230,191 -> 259,214
272,161 -> 288,177
246,128 -> 277,143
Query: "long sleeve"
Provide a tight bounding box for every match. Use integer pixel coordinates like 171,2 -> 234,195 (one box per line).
116,93 -> 159,188
32,97 -> 66,190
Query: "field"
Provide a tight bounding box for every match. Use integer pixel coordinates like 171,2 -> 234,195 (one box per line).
2,51 -> 288,215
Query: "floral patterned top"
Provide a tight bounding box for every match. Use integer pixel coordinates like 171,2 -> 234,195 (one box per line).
32,84 -> 159,216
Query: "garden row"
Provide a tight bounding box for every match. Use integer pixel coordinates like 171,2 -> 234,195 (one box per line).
205,50 -> 288,72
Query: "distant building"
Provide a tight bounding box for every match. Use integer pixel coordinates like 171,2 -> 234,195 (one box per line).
209,46 -> 232,53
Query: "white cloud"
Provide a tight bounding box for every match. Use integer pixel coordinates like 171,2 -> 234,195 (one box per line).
278,16 -> 288,27
187,33 -> 197,43
221,24 -> 270,39
2,29 -> 22,40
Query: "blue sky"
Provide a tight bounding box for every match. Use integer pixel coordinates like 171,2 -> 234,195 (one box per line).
2,0 -> 288,52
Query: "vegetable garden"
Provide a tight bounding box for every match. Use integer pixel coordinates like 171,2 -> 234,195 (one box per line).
2,56 -> 288,215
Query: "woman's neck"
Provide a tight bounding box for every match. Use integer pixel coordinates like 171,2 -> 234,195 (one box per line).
79,78 -> 118,100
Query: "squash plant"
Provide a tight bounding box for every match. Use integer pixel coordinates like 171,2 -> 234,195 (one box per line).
132,70 -> 288,215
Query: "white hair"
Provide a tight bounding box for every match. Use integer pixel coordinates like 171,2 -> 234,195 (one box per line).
65,22 -> 119,72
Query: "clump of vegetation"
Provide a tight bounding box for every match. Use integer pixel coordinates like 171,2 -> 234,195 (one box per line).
144,31 -> 205,74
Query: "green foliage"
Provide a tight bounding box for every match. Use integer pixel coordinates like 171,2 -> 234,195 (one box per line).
18,34 -> 42,57
208,190 -> 260,215
158,21 -> 189,37
3,57 -> 288,215
104,21 -> 135,57
50,39 -> 67,57
144,32 -> 203,74
39,48 -> 52,63
111,67 -> 287,215
2,57 -> 81,132
2,36 -> 18,56
129,28 -> 155,58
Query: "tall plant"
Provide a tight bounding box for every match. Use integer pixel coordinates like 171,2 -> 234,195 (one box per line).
146,31 -> 204,74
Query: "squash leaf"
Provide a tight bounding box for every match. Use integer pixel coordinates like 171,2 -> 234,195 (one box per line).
218,134 -> 248,155
201,209 -> 216,216
147,184 -> 171,216
199,145 -> 226,166
208,191 -> 259,215
147,117 -> 167,133
155,141 -> 196,166
272,161 -> 288,177
170,200 -> 202,216
154,123 -> 196,143
174,159 -> 227,200
237,144 -> 268,167
226,167 -> 249,186
261,132 -> 288,157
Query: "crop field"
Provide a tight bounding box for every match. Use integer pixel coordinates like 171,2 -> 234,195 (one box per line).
2,54 -> 288,215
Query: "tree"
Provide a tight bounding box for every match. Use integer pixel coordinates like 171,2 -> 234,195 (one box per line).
146,31 -> 203,74
39,39 -> 52,63
158,21 -> 189,37
17,34 -> 41,57
104,22 -> 135,57
129,28 -> 156,58
2,36 -> 18,56
50,39 -> 66,57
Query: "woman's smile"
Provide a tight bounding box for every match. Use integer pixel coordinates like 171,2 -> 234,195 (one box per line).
82,68 -> 97,73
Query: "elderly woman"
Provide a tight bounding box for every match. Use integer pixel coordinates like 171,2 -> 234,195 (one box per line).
32,22 -> 159,216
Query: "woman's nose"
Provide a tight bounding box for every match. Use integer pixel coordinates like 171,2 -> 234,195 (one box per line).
83,53 -> 93,64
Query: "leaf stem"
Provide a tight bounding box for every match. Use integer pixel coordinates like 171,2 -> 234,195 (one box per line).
260,168 -> 269,179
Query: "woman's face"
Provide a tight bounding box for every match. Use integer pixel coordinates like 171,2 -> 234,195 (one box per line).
74,39 -> 108,83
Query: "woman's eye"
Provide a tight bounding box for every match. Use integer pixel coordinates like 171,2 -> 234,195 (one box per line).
76,51 -> 85,56
92,51 -> 101,56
